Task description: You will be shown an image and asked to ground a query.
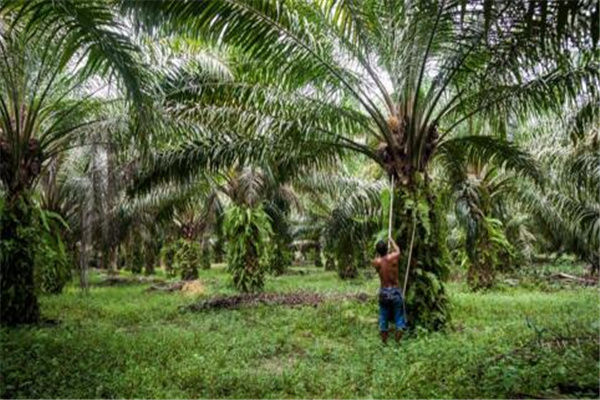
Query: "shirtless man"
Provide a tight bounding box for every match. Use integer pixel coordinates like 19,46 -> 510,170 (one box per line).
372,238 -> 406,343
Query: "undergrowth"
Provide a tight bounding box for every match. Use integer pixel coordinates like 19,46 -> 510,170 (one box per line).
1,265 -> 598,399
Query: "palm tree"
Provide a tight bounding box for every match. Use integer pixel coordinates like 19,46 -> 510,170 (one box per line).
519,101 -> 599,273
295,172 -> 384,279
172,190 -> 222,277
0,1 -> 147,325
219,167 -> 299,291
436,115 -> 542,289
124,0 -> 598,329
131,163 -> 296,289
117,175 -> 215,278
446,162 -> 517,289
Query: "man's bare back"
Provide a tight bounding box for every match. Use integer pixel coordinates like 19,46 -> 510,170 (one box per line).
372,240 -> 401,288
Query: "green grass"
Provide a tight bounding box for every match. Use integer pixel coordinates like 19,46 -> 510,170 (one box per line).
1,265 -> 598,399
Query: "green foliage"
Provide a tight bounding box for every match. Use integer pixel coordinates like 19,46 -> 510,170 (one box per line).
34,241 -> 71,295
444,152 -> 522,290
265,196 -> 294,275
224,205 -> 272,292
267,242 -> 293,276
33,210 -> 71,295
296,174 -> 382,280
520,137 -> 599,271
0,200 -> 70,296
1,267 -> 597,399
487,218 -> 516,270
173,239 -> 201,281
0,0 -> 148,323
323,253 -> 336,271
200,240 -> 212,270
143,241 -> 159,275
503,213 -> 537,267
397,183 -> 451,331
313,248 -> 323,267
466,217 -> 515,291
0,196 -> 40,325
1,0 -> 148,105
336,250 -> 358,279
0,0 -> 596,348
121,0 -> 598,336
160,243 -> 177,277
438,136 -> 542,184
128,244 -> 145,275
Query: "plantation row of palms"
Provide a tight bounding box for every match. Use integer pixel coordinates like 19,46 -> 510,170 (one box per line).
0,0 -> 598,328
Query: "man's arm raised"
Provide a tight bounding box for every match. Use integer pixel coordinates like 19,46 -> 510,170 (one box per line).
388,237 -> 401,262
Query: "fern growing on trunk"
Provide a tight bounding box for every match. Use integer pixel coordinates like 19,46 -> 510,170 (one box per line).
1,196 -> 41,324
394,179 -> 451,331
465,217 -> 514,291
172,239 -> 201,281
224,205 -> 272,292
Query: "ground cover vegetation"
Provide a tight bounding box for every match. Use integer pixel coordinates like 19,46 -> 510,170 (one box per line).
1,266 -> 598,399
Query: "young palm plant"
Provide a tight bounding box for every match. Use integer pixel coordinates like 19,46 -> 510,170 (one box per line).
172,192 -> 222,278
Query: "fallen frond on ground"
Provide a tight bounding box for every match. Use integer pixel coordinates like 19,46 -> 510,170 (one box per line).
96,276 -> 166,287
549,272 -> 598,286
183,291 -> 370,311
147,281 -> 185,292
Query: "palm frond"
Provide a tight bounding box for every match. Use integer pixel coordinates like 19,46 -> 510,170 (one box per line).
3,0 -> 149,105
437,135 -> 542,183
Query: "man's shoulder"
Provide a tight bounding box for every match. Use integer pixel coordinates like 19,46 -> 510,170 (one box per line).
381,255 -> 400,268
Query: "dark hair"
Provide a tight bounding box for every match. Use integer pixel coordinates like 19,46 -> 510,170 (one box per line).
375,240 -> 388,257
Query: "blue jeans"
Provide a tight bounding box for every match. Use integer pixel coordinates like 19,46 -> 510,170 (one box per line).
378,287 -> 407,332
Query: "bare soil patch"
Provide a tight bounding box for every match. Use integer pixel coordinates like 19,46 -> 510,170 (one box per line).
182,291 -> 370,312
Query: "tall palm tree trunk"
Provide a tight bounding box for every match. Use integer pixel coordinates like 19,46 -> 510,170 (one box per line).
104,136 -> 119,275
313,243 -> 323,267
200,236 -> 211,270
91,139 -> 105,270
466,228 -> 496,291
237,242 -> 261,291
268,240 -> 290,275
79,190 -> 92,292
396,178 -> 450,331
144,244 -> 156,275
213,239 -> 225,264
325,255 -> 336,271
0,193 -> 40,325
